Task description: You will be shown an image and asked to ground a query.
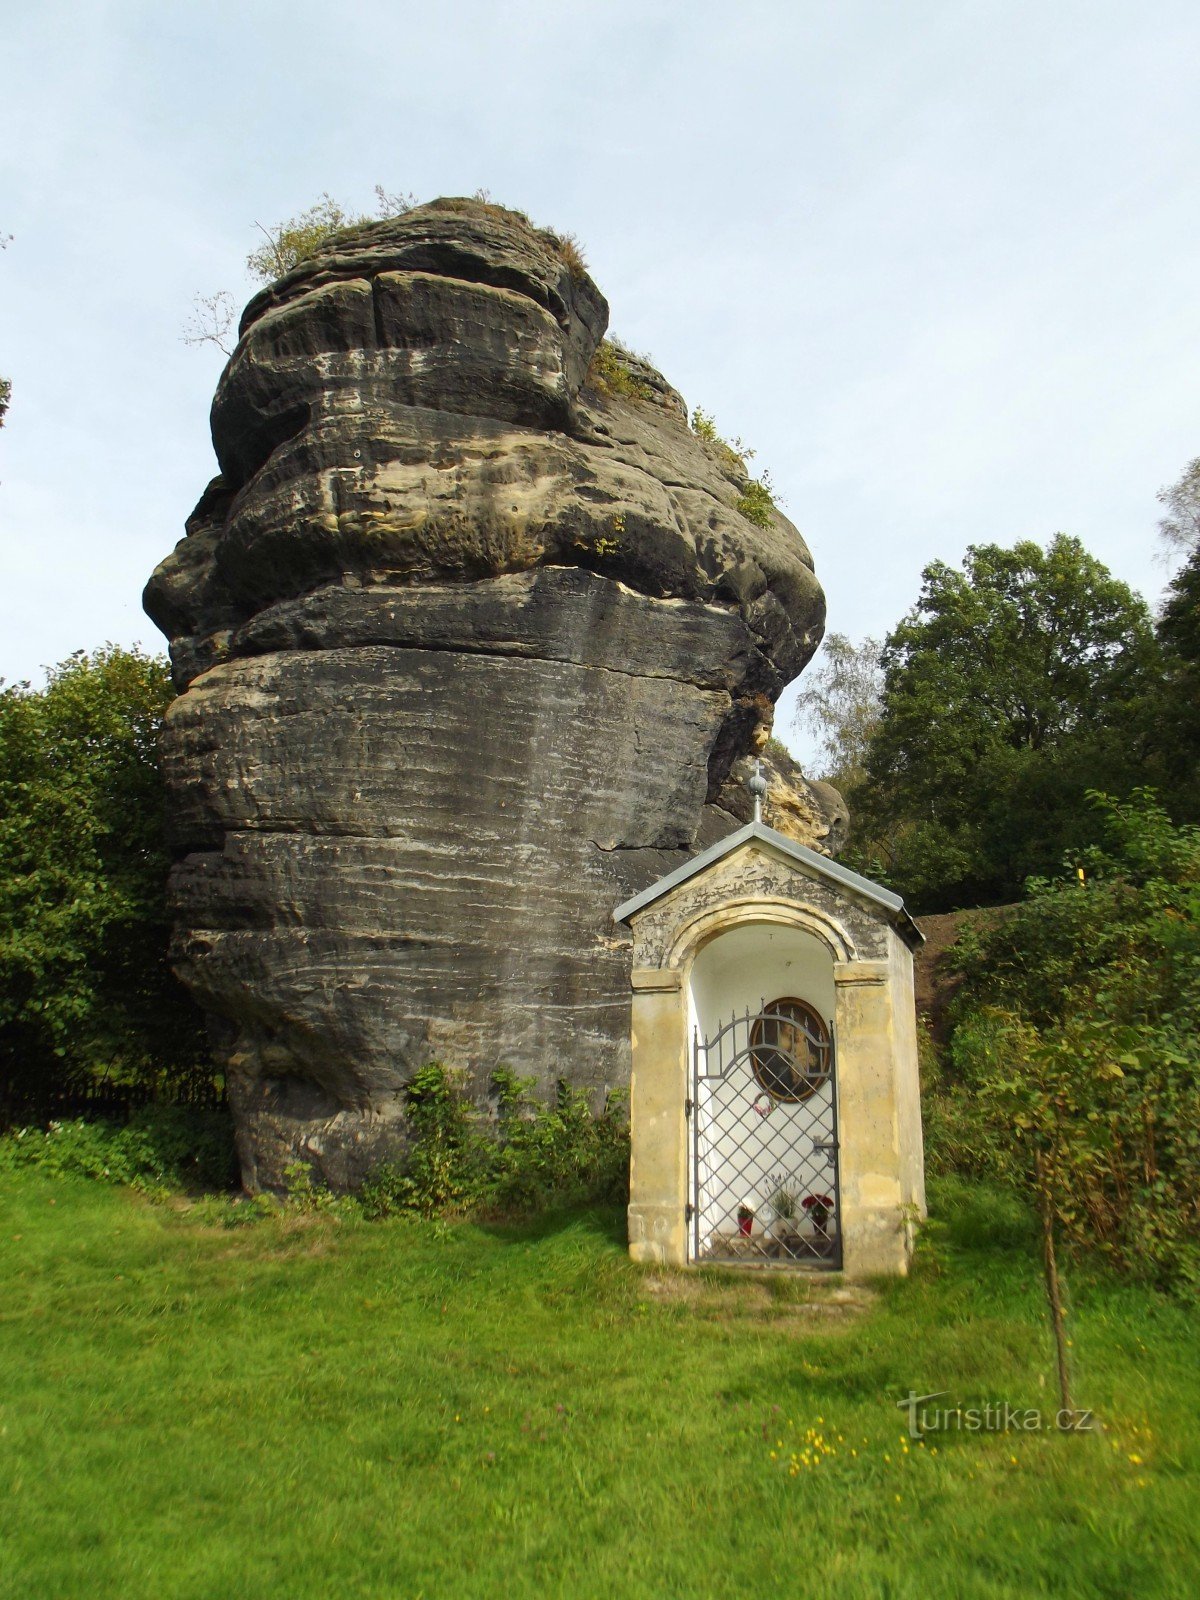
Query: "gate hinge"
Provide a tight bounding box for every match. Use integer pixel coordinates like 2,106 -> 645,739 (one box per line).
685,1203 -> 695,1222
684,1097 -> 694,1118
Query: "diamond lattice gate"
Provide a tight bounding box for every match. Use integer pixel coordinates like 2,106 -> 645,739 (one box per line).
689,999 -> 841,1268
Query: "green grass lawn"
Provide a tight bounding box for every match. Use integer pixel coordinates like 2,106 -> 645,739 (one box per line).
1,1171 -> 1196,1600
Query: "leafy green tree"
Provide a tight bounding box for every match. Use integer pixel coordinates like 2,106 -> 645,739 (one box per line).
0,648 -> 207,1107
848,536 -> 1161,910
1147,458 -> 1200,821
791,632 -> 883,789
1153,547 -> 1200,816
936,791 -> 1200,1290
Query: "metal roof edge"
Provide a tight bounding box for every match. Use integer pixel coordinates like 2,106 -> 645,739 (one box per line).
612,819 -> 924,947
612,822 -> 759,925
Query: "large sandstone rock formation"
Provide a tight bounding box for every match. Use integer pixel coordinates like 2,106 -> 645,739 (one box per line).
146,198 -> 839,1189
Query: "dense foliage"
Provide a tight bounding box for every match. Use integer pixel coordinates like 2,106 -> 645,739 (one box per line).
926,791 -> 1200,1291
844,535 -> 1162,910
0,1104 -> 236,1192
357,1064 -> 630,1220
244,187 -> 415,284
0,647 -> 207,1109
1155,539 -> 1200,822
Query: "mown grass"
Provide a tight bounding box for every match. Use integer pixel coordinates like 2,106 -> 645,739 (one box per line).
1,1171 -> 1196,1599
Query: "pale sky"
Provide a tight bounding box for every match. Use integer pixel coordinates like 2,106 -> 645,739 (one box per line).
3,1 -> 1198,767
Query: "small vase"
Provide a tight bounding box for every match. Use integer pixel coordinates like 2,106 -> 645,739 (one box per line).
738,1213 -> 753,1237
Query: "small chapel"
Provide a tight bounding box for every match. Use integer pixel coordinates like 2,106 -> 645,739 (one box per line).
614,767 -> 926,1280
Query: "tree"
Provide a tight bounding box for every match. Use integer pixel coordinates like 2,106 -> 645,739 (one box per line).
0,648 -> 207,1107
1157,456 -> 1200,558
179,291 -> 238,358
1153,541 -> 1200,820
939,791 -> 1200,1290
849,535 -> 1162,910
791,632 -> 883,789
182,186 -> 417,355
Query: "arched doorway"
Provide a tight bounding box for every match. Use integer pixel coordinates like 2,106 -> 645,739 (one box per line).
687,922 -> 840,1266
615,815 -> 925,1277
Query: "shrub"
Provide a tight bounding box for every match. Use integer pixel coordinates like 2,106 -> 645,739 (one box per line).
358,1063 -> 629,1220
587,339 -> 656,403
928,1174 -> 1037,1253
689,410 -> 780,526
542,229 -> 589,281
0,1105 -> 237,1194
245,187 -> 417,283
937,791 -> 1200,1291
0,1065 -> 629,1227
690,407 -> 753,476
736,474 -> 778,529
282,1161 -> 359,1217
488,1067 -> 630,1212
390,1061 -> 494,1216
0,646 -> 210,1105
690,407 -> 719,443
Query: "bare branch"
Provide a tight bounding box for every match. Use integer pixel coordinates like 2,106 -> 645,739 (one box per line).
374,185 -> 416,218
181,291 -> 237,356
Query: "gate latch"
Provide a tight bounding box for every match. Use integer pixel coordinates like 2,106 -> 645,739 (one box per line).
812,1139 -> 839,1163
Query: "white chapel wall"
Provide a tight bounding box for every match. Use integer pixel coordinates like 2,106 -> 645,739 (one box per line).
686,922 -> 839,1255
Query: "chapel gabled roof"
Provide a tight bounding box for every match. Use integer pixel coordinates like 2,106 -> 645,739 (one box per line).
612,819 -> 924,948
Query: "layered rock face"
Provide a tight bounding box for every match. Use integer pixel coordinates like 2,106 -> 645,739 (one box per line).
146,198 -> 838,1189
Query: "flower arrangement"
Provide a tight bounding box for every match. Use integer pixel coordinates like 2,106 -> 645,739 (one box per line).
767,1178 -> 800,1222
802,1193 -> 834,1236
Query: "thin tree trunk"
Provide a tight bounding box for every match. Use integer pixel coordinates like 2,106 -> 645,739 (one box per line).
1036,1151 -> 1074,1421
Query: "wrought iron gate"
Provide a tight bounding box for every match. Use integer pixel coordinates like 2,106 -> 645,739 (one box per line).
689,999 -> 841,1268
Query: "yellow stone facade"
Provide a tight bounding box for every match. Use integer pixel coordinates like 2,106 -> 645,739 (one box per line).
617,829 -> 925,1280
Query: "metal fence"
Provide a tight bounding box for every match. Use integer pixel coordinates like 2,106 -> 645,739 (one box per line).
0,1077 -> 227,1130
690,999 -> 841,1269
